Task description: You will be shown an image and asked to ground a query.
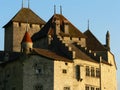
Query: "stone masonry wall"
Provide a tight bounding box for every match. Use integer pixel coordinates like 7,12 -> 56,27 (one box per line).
4,22 -> 43,52
73,59 -> 100,90
23,55 -> 54,90
0,60 -> 23,90
4,25 -> 13,51
13,22 -> 42,52
54,60 -> 73,90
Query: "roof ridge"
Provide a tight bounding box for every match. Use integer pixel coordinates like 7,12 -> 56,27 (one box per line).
84,30 -> 107,51
3,8 -> 46,28
32,14 -> 86,41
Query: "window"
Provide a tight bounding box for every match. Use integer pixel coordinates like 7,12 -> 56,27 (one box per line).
63,69 -> 67,74
86,66 -> 90,76
76,65 -> 80,81
85,86 -> 89,90
96,68 -> 100,77
19,23 -> 21,27
35,64 -> 44,75
91,67 -> 95,77
34,85 -> 43,90
30,24 -> 32,28
36,69 -> 42,74
96,88 -> 100,90
91,87 -> 94,90
65,63 -> 68,65
64,87 -> 70,90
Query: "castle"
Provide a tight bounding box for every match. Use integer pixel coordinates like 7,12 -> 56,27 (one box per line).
0,6 -> 117,90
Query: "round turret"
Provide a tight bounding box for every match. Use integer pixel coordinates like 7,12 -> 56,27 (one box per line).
21,31 -> 33,54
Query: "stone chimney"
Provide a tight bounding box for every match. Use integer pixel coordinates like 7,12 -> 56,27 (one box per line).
53,16 -> 61,35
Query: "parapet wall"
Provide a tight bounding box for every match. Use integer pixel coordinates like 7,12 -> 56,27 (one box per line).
74,42 -> 103,62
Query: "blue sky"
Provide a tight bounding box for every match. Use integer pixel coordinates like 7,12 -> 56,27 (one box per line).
0,0 -> 120,89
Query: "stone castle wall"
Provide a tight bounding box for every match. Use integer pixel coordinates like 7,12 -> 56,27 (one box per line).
4,22 -> 43,52
0,59 -> 23,90
23,55 -> 54,90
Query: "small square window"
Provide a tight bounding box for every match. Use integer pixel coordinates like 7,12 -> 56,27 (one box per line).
65,63 -> 68,65
36,68 -> 42,74
34,85 -> 43,90
35,64 -> 44,75
64,87 -> 70,90
62,69 -> 67,74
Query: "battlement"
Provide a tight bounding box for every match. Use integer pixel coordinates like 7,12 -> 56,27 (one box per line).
59,36 -> 86,47
13,22 -> 44,30
52,36 -> 76,59
75,42 -> 102,62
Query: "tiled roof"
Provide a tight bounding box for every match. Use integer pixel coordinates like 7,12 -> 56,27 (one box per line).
3,8 -> 46,28
32,48 -> 73,62
22,31 -> 32,43
67,43 -> 99,63
84,30 -> 107,51
32,14 -> 86,41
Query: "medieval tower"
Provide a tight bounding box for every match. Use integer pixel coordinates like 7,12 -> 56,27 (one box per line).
0,4 -> 117,90
3,7 -> 45,52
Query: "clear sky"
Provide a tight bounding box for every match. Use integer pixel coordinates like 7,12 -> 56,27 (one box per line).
0,0 -> 120,89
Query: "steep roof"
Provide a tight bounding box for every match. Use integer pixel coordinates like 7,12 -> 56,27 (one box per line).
22,31 -> 32,43
4,8 -> 46,28
32,48 -> 72,62
67,43 -> 98,62
84,30 -> 106,51
32,14 -> 86,41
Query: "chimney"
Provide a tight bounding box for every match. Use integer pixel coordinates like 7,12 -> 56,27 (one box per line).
55,19 -> 60,35
64,20 -> 69,34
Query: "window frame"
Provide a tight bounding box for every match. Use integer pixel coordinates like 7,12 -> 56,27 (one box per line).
96,68 -> 100,78
91,67 -> 95,77
62,69 -> 67,74
86,66 -> 90,76
64,86 -> 70,90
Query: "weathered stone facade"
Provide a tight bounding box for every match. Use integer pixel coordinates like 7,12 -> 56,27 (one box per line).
0,7 -> 117,90
4,8 -> 46,52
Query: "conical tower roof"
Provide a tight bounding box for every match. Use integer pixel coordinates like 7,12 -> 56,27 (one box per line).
4,8 -> 46,28
22,31 -> 32,43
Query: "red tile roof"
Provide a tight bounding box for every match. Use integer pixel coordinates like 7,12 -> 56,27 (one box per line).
22,31 -> 32,43
32,48 -> 73,62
